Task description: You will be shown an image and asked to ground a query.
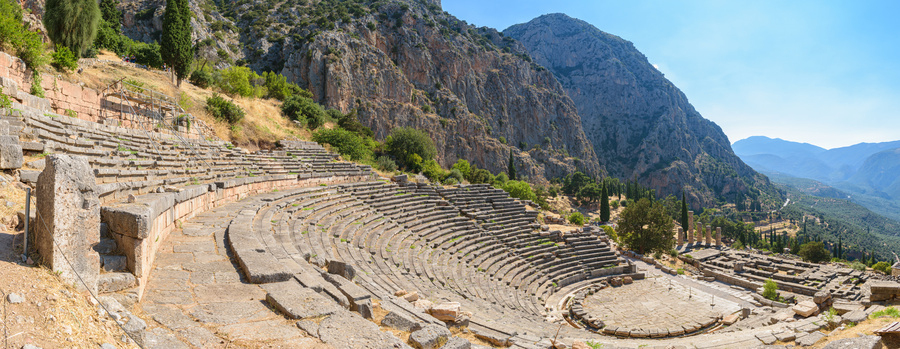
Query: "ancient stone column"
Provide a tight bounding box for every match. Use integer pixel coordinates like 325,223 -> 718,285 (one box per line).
696,222 -> 703,244
677,227 -> 684,246
687,223 -> 694,244
35,154 -> 100,294
688,211 -> 694,237
706,225 -> 712,245
716,227 -> 722,246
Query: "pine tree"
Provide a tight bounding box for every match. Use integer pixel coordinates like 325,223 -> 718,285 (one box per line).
507,151 -> 516,181
837,236 -> 843,260
600,182 -> 610,222
43,0 -> 101,57
161,0 -> 192,86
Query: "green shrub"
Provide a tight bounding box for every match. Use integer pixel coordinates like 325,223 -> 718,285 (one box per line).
205,94 -> 244,124
503,180 -> 537,202
447,168 -> 464,183
375,155 -> 397,172
190,69 -> 212,88
281,94 -> 326,130
262,71 -> 304,100
870,306 -> 900,319
493,172 -> 508,187
51,45 -> 78,72
762,279 -> 778,301
385,127 -> 436,170
873,261 -> 892,274
0,87 -> 11,109
216,66 -> 263,97
337,109 -> 373,138
421,159 -> 446,182
311,128 -> 371,160
849,261 -> 866,271
30,71 -> 45,98
451,159 -> 472,180
601,225 -> 618,242
798,241 -> 832,263
468,168 -> 494,184
568,212 -> 585,226
0,0 -> 47,69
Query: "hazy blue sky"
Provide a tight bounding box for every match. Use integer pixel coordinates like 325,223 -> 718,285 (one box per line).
443,0 -> 900,149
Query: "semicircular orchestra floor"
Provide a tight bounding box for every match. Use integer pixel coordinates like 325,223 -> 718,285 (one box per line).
571,278 -> 741,338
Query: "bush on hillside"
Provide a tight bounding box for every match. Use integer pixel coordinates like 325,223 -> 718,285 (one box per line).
0,0 -> 47,69
51,45 -> 78,72
421,159 -> 446,182
337,109 -> 373,138
798,241 -> 832,263
43,0 -> 100,57
446,168 -> 464,183
451,159 -> 472,180
385,127 -> 436,170
262,71 -> 305,101
190,69 -> 212,88
468,168 -> 494,184
375,155 -> 397,172
873,261 -> 892,274
503,180 -> 537,202
568,212 -> 585,226
281,94 -> 326,130
311,128 -> 371,161
217,66 -> 263,98
205,94 -> 244,124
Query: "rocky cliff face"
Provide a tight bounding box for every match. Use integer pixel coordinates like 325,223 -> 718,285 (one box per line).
505,13 -> 776,206
245,1 -> 599,181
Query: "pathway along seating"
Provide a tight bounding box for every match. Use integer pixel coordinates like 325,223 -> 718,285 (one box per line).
226,179 -> 632,342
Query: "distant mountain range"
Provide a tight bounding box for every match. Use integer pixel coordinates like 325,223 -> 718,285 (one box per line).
733,136 -> 900,218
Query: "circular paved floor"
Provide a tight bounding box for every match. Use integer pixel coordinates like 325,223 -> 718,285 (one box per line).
581,278 -> 734,337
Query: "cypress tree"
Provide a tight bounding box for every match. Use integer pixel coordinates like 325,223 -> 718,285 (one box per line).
837,236 -> 842,260
680,191 -> 689,231
600,182 -> 610,222
161,0 -> 192,86
507,151 -> 516,181
43,0 -> 101,57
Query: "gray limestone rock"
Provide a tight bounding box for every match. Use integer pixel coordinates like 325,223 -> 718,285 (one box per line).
263,280 -> 341,319
327,259 -> 357,280
441,337 -> 471,349
409,324 -> 451,349
19,169 -> 39,184
382,310 -> 423,332
822,335 -> 881,349
100,344 -> 116,349
121,314 -> 147,346
0,142 -> 23,170
316,310 -> 411,348
796,331 -> 826,347
100,255 -> 127,272
35,154 -> 100,294
7,293 -> 24,304
98,273 -> 136,293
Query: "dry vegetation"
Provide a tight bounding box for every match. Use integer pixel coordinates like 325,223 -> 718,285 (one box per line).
76,51 -> 310,150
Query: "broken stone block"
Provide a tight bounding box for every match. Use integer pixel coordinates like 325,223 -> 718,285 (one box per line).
100,255 -> 127,272
35,154 -> 100,294
441,337 -> 471,349
98,272 -> 136,293
409,324 -> 451,349
822,335 -> 882,349
263,281 -> 341,320
792,300 -> 818,318
428,302 -> 461,321
813,291 -> 832,304
0,142 -> 22,169
382,310 -> 423,332
403,291 -> 420,302
623,276 -> 633,284
327,260 -> 356,280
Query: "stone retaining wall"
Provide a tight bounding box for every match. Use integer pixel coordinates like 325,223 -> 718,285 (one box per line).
0,52 -> 103,121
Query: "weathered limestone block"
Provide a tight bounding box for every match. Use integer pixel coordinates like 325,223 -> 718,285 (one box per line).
382,311 -> 423,332
0,141 -> 22,170
677,227 -> 683,245
327,260 -> 356,280
792,300 -> 818,317
35,154 -> 100,293
410,324 -> 451,349
428,302 -> 460,321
